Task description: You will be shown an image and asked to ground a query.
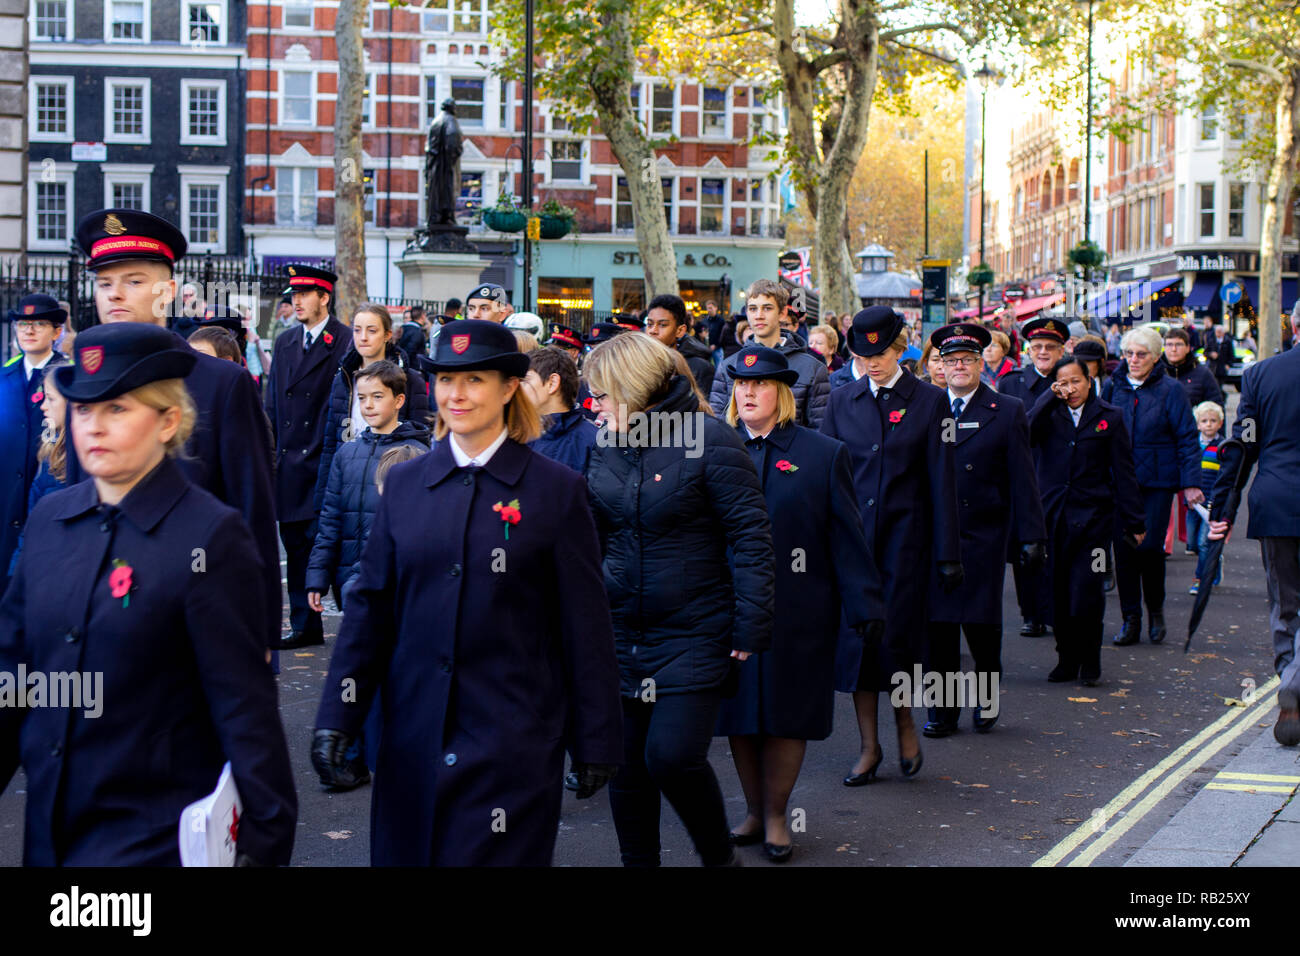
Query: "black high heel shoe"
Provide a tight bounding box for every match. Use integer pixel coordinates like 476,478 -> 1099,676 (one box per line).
843,749 -> 884,787
900,747 -> 923,777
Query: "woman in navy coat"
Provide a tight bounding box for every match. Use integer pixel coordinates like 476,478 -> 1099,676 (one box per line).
715,346 -> 884,862
1029,355 -> 1146,684
821,307 -> 962,785
312,320 -> 623,867
1102,325 -> 1201,646
0,323 -> 297,865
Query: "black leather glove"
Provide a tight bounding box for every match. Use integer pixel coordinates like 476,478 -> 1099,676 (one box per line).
1018,541 -> 1046,574
569,762 -> 619,799
855,619 -> 885,643
937,561 -> 964,594
310,728 -> 362,789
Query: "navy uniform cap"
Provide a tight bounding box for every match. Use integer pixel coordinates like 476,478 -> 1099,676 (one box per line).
1071,339 -> 1106,362
7,293 -> 67,325
466,282 -> 507,305
426,318 -> 528,377
582,322 -> 629,346
549,324 -> 583,350
727,345 -> 800,386
76,208 -> 187,272
613,313 -> 643,332
1023,317 -> 1070,343
930,322 -> 992,355
196,304 -> 248,347
54,323 -> 197,403
848,306 -> 906,357
282,264 -> 337,296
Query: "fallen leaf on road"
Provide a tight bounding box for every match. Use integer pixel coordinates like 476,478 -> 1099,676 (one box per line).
1109,689 -> 1129,698
1224,697 -> 1246,708
324,830 -> 353,840
968,783 -> 989,788
1018,835 -> 1035,840
1131,728 -> 1162,737
1011,799 -> 1038,805
1042,731 -> 1064,735
1068,697 -> 1098,703
286,665 -> 309,671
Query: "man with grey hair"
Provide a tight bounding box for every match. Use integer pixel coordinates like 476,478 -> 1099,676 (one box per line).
1210,305 -> 1300,745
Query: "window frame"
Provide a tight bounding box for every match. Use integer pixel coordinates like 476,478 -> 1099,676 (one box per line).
276,166 -> 319,228
282,2 -> 313,28
1227,182 -> 1246,238
180,79 -> 227,146
29,75 -> 75,143
698,176 -> 727,234
650,83 -> 675,136
100,163 -> 154,212
281,70 -> 315,126
701,86 -> 728,138
1198,106 -> 1217,143
614,176 -> 673,232
1197,181 -> 1216,239
450,76 -> 486,127
550,139 -> 583,182
28,162 -> 75,251
178,166 -> 229,254
31,0 -> 72,41
104,77 -> 152,145
181,0 -> 226,46
105,0 -> 149,43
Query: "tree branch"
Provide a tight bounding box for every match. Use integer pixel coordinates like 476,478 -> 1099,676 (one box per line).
703,22 -> 773,39
811,48 -> 851,73
880,21 -> 972,43
1225,57 -> 1285,83
885,38 -> 959,64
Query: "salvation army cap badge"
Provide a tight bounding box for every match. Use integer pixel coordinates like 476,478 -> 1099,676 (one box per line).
288,266 -> 297,276
23,304 -> 35,315
744,354 -> 758,367
451,334 -> 470,354
867,332 -> 879,343
103,213 -> 127,236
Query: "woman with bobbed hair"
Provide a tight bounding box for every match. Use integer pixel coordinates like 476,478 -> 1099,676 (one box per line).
1102,324 -> 1202,646
584,332 -> 775,868
821,307 -> 961,785
1,322 -> 297,865
715,345 -> 883,863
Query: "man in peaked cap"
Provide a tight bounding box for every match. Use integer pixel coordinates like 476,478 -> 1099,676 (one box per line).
465,283 -> 510,323
265,262 -> 353,650
69,209 -> 283,657
549,323 -> 583,362
922,323 -> 1045,737
0,294 -> 69,590
995,315 -> 1068,639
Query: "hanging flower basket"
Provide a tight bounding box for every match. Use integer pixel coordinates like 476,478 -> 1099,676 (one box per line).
538,215 -> 572,239
483,209 -> 527,233
1068,240 -> 1106,270
968,263 -> 995,288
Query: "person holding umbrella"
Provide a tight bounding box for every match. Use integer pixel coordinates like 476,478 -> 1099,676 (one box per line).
715,345 -> 884,862
1028,354 -> 1145,684
1209,307 -> 1300,746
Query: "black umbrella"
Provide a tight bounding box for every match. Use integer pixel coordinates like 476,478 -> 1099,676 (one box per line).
1185,438 -> 1251,652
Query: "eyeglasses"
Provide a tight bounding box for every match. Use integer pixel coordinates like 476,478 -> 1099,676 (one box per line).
941,355 -> 979,367
14,321 -> 53,332
1122,349 -> 1150,358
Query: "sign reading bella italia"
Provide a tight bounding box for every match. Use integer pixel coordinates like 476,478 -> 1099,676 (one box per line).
1176,253 -> 1240,271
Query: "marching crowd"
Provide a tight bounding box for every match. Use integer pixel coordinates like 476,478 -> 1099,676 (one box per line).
1,207 -> 1298,869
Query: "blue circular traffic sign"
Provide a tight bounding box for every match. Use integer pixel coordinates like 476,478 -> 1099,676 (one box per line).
1220,281 -> 1242,305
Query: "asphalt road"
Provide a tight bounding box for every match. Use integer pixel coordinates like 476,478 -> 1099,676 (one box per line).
0,399 -> 1278,867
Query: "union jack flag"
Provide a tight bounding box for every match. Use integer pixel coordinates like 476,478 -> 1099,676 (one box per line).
779,247 -> 813,287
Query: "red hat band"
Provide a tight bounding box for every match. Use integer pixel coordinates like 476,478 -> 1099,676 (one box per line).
89,236 -> 175,261
288,275 -> 335,293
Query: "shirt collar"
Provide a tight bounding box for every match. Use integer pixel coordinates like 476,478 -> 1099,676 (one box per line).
450,427 -> 509,468
23,353 -> 53,378
303,316 -> 329,343
947,386 -> 977,408
52,456 -> 189,532
869,366 -> 904,396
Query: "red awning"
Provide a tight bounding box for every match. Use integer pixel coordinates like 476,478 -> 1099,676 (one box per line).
1013,293 -> 1064,319
951,303 -> 1001,320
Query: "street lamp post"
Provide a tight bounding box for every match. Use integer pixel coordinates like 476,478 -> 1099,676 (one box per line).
975,59 -> 996,319
1077,0 -> 1094,263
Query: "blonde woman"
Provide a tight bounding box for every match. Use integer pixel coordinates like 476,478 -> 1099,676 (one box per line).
1,323 -> 297,864
312,320 -> 622,866
584,331 -> 775,867
715,345 -> 882,862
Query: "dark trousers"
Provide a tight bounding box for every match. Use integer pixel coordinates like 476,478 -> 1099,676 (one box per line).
1115,488 -> 1174,618
1054,616 -> 1104,675
1012,561 -> 1053,626
926,622 -> 1001,724
1261,538 -> 1300,699
279,518 -> 321,640
608,691 -> 731,867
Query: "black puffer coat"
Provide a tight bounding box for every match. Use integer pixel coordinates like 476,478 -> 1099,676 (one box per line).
313,342 -> 430,513
305,419 -> 431,596
585,374 -> 775,697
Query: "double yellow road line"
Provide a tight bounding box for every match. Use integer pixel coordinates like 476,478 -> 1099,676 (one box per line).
1033,675 -> 1282,867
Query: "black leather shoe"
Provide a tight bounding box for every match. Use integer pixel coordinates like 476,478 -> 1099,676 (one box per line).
1020,619 -> 1047,637
843,750 -> 883,786
900,747 -> 923,778
1047,661 -> 1079,682
1080,668 -> 1101,687
762,842 -> 793,863
973,711 -> 998,733
923,719 -> 959,738
1148,610 -> 1167,644
564,772 -> 580,791
728,829 -> 763,846
277,630 -> 324,650
1112,615 -> 1142,646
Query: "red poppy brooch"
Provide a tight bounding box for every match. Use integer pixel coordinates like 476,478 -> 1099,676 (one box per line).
109,558 -> 134,608
1096,419 -> 1109,432
888,409 -> 907,428
493,499 -> 522,539
323,331 -> 334,346
31,390 -> 43,404
775,459 -> 799,473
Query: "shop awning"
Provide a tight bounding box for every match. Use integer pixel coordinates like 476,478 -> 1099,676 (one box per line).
1184,274 -> 1219,311
1284,278 -> 1299,313
1128,276 -> 1182,312
1239,276 -> 1259,308
1087,280 -> 1142,319
951,302 -> 1000,320
1012,292 -> 1064,320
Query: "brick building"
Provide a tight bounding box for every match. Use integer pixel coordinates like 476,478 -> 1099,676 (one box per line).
244,0 -> 786,312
